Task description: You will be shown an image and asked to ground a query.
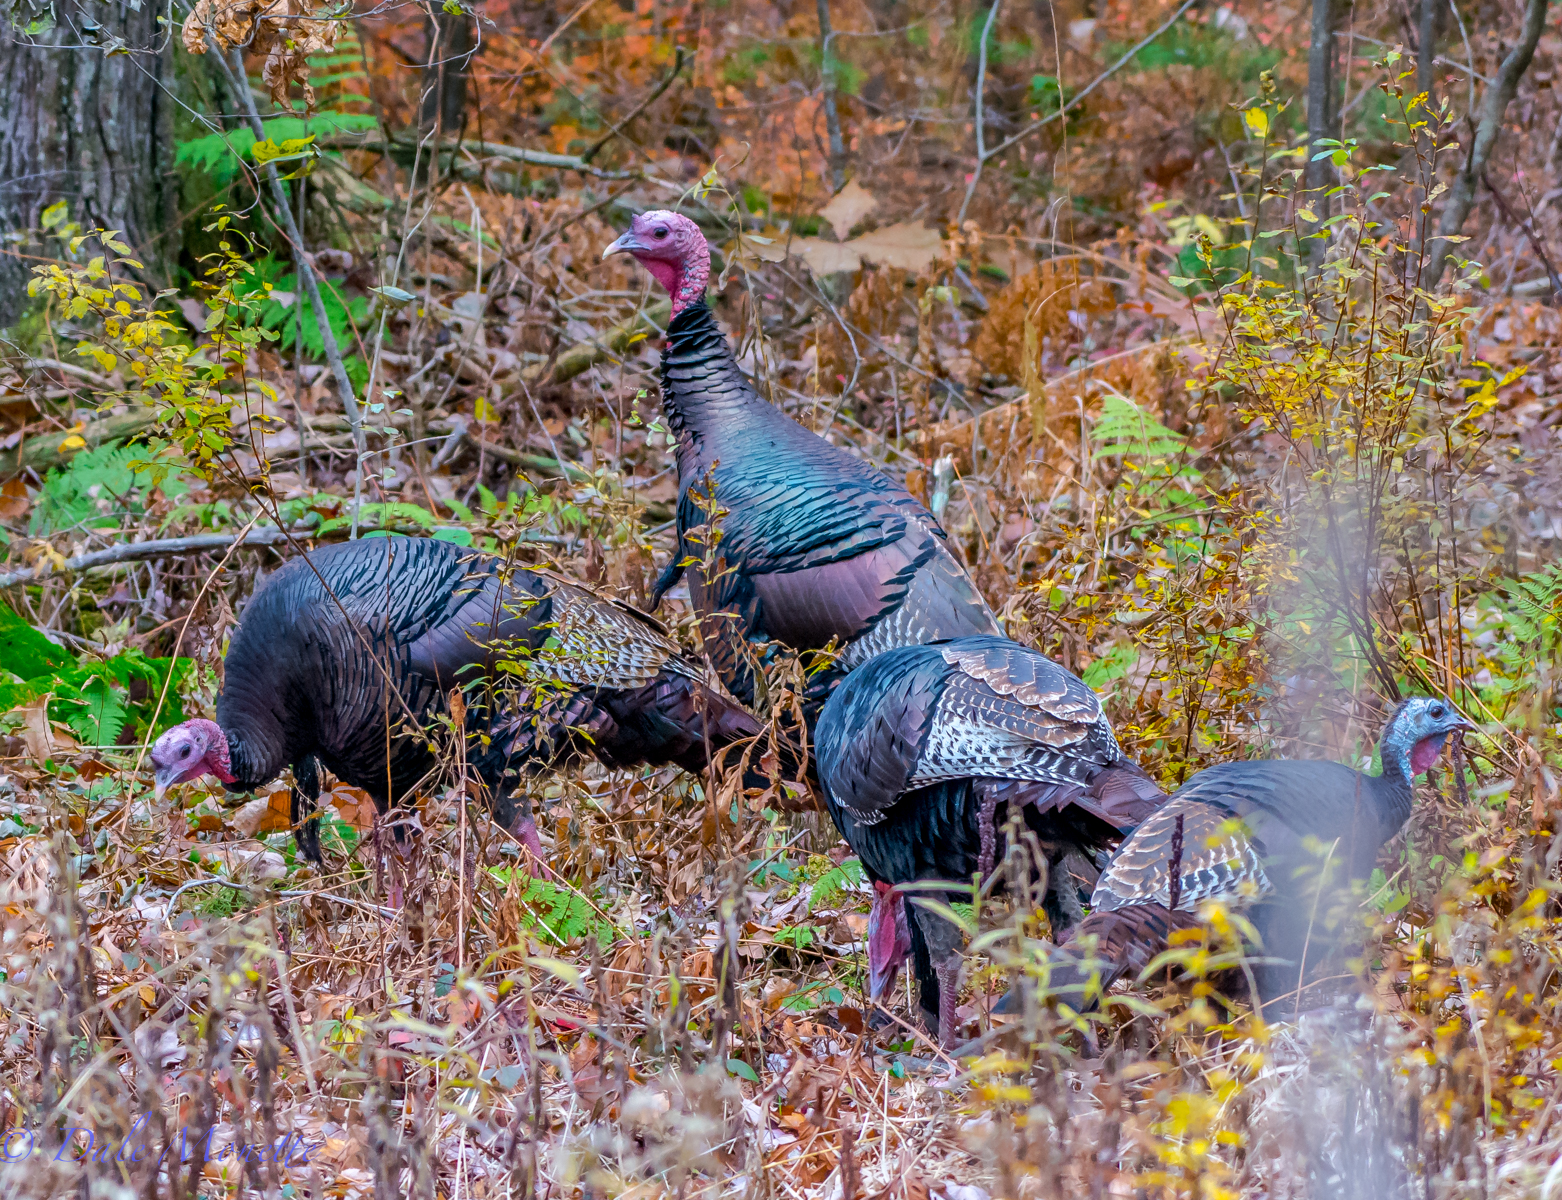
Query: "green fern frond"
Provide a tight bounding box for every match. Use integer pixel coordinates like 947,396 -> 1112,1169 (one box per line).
1092,394 -> 1191,461
809,857 -> 864,906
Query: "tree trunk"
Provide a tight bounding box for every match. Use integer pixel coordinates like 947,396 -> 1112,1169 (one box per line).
421,10 -> 478,139
0,0 -> 176,327
1303,0 -> 1337,271
816,0 -> 846,193
1416,0 -> 1440,103
1424,0 -> 1550,292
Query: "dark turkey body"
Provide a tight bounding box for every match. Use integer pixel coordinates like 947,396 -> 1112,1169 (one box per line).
218,536 -> 763,861
654,303 -> 1000,711
1050,756 -> 1416,1014
816,637 -> 1163,1031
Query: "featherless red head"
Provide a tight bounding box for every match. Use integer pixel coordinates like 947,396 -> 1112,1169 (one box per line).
602,210 -> 710,318
150,717 -> 235,800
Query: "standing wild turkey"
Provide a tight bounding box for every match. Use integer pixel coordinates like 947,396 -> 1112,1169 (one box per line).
603,210 -> 1000,711
150,536 -> 781,866
1027,696 -> 1473,1015
813,635 -> 1166,1044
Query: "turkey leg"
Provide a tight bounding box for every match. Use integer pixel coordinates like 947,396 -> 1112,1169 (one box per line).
935,959 -> 962,1047
976,789 -> 1001,882
507,795 -> 559,881
918,909 -> 967,1047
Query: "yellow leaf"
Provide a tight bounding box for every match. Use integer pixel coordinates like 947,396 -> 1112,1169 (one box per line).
1297,207 -> 1319,224
474,396 -> 500,424
528,956 -> 585,990
1243,108 -> 1269,138
138,984 -> 157,1007
58,435 -> 86,453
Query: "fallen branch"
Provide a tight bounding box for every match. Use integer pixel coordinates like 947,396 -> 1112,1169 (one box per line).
22,358 -> 112,387
532,299 -> 672,386
317,133 -> 639,180
0,528 -> 294,590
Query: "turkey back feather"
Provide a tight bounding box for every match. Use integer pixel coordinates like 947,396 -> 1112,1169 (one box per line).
1034,702 -> 1459,1014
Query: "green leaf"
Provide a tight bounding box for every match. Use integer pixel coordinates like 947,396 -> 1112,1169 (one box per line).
1092,394 -> 1192,462
63,673 -> 129,745
176,112 -> 376,187
726,1058 -> 760,1083
369,285 -> 418,305
773,925 -> 816,950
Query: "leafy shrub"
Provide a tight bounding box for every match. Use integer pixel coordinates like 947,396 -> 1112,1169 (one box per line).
0,601 -> 191,745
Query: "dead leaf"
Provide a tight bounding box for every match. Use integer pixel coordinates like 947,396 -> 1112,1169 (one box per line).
790,237 -> 861,275
819,180 -> 879,239
16,697 -> 54,762
791,222 -> 943,276
327,783 -> 379,831
850,222 -> 944,271
75,758 -> 114,781
230,789 -> 293,836
727,228 -> 790,272
0,478 -> 29,519
198,843 -> 286,882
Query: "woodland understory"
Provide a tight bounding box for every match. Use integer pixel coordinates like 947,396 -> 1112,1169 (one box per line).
4,0 -> 1562,1196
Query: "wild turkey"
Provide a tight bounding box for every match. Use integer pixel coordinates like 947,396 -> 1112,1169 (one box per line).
603,210 -> 1000,712
1024,696 -> 1474,1016
812,635 -> 1166,1044
150,536 -> 783,866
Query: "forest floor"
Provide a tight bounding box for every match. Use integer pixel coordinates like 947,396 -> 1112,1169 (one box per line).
4,1 -> 1562,1196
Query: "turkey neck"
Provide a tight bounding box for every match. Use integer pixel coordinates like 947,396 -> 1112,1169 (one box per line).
1365,707 -> 1419,833
658,301 -> 793,462
215,702 -> 291,793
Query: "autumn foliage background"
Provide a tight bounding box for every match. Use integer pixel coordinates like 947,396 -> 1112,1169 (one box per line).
3,0 -> 1562,1195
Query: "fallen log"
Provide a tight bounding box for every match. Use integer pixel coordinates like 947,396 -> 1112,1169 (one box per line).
0,407 -> 160,478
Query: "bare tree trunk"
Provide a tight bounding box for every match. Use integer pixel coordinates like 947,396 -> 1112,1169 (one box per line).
816,0 -> 846,193
0,0 -> 176,326
1303,0 -> 1337,271
421,8 -> 478,139
1424,0 -> 1550,292
1416,0 -> 1440,103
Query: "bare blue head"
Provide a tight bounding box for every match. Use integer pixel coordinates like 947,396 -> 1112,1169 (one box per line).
1380,696 -> 1473,780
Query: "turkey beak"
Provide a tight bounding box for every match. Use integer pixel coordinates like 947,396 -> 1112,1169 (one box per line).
602,231 -> 644,260
152,764 -> 179,803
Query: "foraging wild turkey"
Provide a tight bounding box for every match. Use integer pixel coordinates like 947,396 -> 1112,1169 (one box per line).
603,211 -> 1000,710
812,635 -> 1166,1044
1026,696 -> 1474,1015
150,536 -> 783,865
